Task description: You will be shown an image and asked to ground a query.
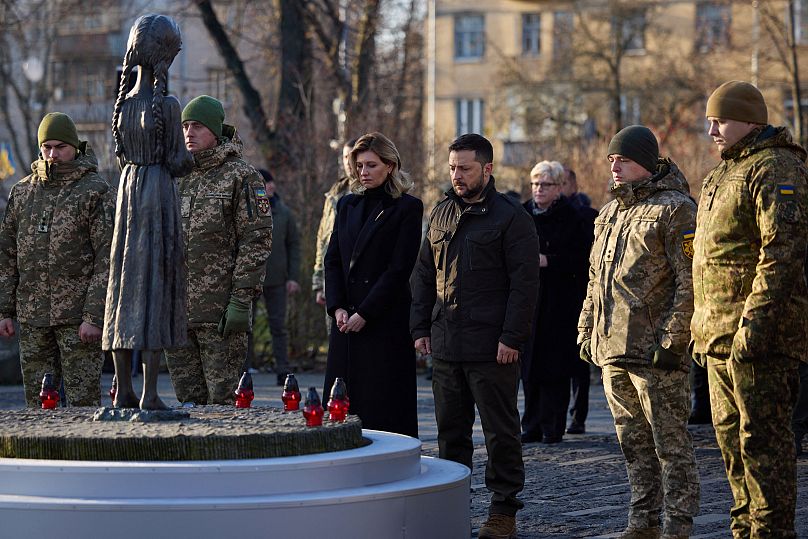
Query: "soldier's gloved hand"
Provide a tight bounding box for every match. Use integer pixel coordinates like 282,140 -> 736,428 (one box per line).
688,340 -> 707,369
218,297 -> 251,338
730,318 -> 762,363
579,338 -> 593,364
652,345 -> 681,371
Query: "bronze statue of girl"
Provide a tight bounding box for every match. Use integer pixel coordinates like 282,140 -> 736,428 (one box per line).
103,14 -> 193,409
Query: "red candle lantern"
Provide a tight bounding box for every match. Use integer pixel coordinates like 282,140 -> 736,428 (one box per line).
39,373 -> 59,410
327,377 -> 350,422
281,374 -> 301,411
234,371 -> 254,408
109,375 -> 117,402
302,387 -> 324,427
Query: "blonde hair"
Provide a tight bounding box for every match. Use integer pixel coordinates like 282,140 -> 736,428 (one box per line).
349,132 -> 413,198
530,160 -> 564,182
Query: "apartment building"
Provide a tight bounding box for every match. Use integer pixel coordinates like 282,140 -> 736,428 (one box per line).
0,0 -> 269,184
425,0 -> 808,186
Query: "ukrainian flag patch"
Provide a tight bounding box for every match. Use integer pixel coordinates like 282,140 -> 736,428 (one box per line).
682,230 -> 695,240
778,184 -> 795,196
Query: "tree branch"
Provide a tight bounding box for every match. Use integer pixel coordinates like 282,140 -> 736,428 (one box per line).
194,0 -> 276,159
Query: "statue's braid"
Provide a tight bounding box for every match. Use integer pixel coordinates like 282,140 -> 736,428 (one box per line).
111,50 -> 134,158
151,61 -> 167,163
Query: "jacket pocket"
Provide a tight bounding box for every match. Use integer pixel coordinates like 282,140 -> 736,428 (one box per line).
429,227 -> 448,268
466,229 -> 503,270
469,304 -> 507,326
181,196 -> 191,218
196,193 -> 230,235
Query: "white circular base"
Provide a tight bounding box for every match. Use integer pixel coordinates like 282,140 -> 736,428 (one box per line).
0,430 -> 470,539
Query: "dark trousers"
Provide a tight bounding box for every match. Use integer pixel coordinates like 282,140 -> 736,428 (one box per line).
793,362 -> 808,447
263,285 -> 290,373
690,359 -> 710,416
522,378 -> 571,439
569,363 -> 590,426
246,285 -> 290,373
432,358 -> 524,516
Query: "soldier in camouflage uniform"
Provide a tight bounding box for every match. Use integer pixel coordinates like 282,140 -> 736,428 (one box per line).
0,112 -> 114,407
165,96 -> 272,405
312,138 -> 355,319
692,81 -> 808,538
578,126 -> 700,539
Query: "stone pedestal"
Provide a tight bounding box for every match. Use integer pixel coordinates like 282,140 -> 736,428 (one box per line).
0,407 -> 470,537
0,431 -> 470,538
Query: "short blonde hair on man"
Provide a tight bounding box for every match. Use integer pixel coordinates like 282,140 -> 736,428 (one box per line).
530,160 -> 564,183
349,132 -> 413,198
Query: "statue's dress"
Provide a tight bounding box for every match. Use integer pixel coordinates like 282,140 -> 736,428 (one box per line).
102,95 -> 193,351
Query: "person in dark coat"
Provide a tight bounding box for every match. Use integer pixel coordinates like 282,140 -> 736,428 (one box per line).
561,167 -> 598,434
324,132 -> 423,438
521,161 -> 594,444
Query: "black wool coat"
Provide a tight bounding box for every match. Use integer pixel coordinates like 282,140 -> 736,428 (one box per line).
522,196 -> 594,382
324,189 -> 423,438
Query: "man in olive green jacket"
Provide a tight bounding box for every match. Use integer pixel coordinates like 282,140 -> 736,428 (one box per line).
312,139 -> 355,324
165,96 -> 272,405
0,112 -> 115,406
692,80 -> 808,538
578,126 -> 699,539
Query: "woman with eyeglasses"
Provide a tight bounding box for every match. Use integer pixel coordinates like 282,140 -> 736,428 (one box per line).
520,160 -> 595,444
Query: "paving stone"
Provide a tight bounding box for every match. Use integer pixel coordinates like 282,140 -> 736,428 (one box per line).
1,371 -> 806,537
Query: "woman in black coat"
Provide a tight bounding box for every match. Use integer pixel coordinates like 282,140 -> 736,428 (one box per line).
521,161 -> 594,444
323,132 -> 423,437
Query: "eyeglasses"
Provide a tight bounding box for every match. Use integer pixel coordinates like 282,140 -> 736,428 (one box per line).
530,182 -> 559,190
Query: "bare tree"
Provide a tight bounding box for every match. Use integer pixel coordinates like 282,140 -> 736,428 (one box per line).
759,0 -> 805,146
0,0 -> 63,173
194,0 -> 278,161
572,1 -> 652,133
304,0 -> 380,137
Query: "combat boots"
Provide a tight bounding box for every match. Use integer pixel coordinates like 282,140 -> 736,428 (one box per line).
619,526 -> 660,539
478,514 -> 517,539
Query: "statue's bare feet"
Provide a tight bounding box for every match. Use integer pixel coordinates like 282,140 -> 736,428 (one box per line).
114,391 -> 140,409
140,394 -> 169,410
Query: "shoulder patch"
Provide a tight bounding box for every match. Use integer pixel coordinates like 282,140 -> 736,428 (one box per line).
778,184 -> 795,198
682,229 -> 695,260
254,187 -> 271,216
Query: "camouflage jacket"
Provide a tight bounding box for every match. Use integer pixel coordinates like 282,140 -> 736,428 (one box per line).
578,158 -> 697,367
691,126 -> 808,361
0,144 -> 115,327
178,125 -> 273,326
312,176 -> 350,292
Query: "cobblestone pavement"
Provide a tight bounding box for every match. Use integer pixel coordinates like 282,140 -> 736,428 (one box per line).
1,370 -> 805,538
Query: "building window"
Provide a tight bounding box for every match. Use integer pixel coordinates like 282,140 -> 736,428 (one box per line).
695,2 -> 731,53
620,94 -> 641,125
795,0 -> 808,44
454,14 -> 485,60
61,12 -> 111,34
456,98 -> 484,136
552,11 -> 574,67
612,10 -> 645,53
52,61 -> 115,100
208,68 -> 230,103
522,13 -> 541,56
783,94 -> 808,129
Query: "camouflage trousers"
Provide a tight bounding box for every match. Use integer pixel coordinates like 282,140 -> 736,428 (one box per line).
164,323 -> 246,405
707,355 -> 799,539
19,323 -> 103,407
602,363 -> 700,535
